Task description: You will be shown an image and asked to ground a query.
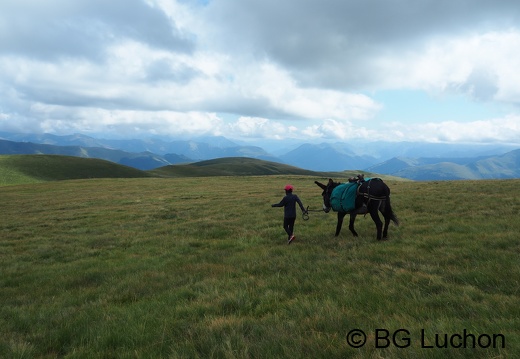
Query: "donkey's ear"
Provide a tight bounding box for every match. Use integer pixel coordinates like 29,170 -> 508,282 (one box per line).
315,181 -> 327,190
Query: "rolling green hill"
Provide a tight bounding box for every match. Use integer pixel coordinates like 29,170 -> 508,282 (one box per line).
150,157 -> 407,181
149,157 -> 337,177
0,155 -> 152,185
0,154 -> 405,186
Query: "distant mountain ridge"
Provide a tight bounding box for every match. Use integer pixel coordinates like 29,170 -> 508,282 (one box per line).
0,132 -> 275,160
0,138 -> 277,171
368,150 -> 520,180
0,132 -> 278,170
0,139 -> 173,170
0,131 -> 519,180
279,143 -> 379,171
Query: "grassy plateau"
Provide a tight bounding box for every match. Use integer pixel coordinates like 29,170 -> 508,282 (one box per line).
0,157 -> 519,358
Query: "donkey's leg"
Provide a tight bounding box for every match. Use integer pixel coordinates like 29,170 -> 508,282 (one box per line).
382,217 -> 391,239
369,206 -> 383,240
348,213 -> 358,237
380,201 -> 391,239
335,212 -> 347,236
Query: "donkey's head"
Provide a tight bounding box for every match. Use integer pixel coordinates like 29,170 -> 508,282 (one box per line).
315,178 -> 338,213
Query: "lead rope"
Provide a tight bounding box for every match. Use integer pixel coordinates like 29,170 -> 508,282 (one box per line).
302,205 -> 325,221
364,179 -> 372,218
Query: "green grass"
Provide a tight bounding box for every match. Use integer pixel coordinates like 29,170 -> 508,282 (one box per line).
1,176 -> 519,358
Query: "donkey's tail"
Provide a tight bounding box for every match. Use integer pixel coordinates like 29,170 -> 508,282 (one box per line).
385,190 -> 399,226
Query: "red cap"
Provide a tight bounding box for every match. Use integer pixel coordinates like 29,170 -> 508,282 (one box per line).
284,184 -> 294,191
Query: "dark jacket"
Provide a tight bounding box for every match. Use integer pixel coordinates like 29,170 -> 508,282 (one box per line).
272,193 -> 305,218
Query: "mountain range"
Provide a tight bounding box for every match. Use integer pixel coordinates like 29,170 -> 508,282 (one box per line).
367,151 -> 520,180
0,131 -> 519,180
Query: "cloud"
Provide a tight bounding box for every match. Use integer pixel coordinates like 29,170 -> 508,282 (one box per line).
392,31 -> 520,103
203,0 -> 520,90
459,69 -> 500,102
300,119 -> 375,140
215,62 -> 381,121
145,58 -> 202,84
0,101 -> 223,137
381,115 -> 520,143
0,0 -> 193,61
1,0 -> 520,144
226,117 -> 290,139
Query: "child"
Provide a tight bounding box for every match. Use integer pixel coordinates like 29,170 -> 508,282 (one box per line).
271,184 -> 307,244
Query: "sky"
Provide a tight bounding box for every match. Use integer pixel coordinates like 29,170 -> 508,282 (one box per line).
1,0 -> 520,146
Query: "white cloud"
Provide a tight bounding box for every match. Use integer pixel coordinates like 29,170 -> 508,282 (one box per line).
380,30 -> 520,103
0,96 -> 224,137
0,0 -> 193,60
203,0 -> 520,88
226,117 -> 289,139
1,0 -> 520,145
228,62 -> 381,121
382,115 -> 520,143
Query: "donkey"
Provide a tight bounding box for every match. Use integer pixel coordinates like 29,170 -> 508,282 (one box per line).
315,176 -> 399,240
